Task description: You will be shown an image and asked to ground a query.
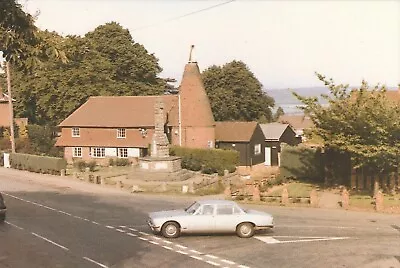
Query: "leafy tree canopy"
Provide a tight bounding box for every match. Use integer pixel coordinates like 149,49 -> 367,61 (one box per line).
294,73 -> 400,173
9,22 -> 167,125
201,60 -> 275,122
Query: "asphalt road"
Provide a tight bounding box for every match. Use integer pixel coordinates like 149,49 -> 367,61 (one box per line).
1,168 -> 400,268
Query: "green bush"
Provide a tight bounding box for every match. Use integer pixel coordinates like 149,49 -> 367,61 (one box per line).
115,158 -> 130,166
278,145 -> 324,182
10,153 -> 66,175
170,146 -> 239,174
109,158 -> 115,166
73,160 -> 86,171
87,161 -> 97,171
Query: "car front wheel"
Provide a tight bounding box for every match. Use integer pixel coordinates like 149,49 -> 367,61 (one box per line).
236,222 -> 255,238
161,222 -> 180,238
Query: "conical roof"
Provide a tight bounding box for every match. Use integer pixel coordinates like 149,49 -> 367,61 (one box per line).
179,62 -> 215,127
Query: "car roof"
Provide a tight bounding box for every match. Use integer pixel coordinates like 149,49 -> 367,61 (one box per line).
196,199 -> 238,206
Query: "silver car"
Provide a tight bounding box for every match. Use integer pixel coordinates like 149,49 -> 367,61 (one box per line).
147,199 -> 274,238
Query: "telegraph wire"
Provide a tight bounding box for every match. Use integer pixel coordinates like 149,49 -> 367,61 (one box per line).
131,0 -> 236,32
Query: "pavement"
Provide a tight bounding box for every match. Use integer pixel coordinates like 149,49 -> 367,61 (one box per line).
1,167 -> 400,268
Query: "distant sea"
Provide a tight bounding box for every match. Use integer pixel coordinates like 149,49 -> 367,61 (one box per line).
265,87 -> 329,115
266,86 -> 398,115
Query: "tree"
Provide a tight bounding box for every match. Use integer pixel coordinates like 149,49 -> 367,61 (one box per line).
9,22 -> 168,126
294,73 -> 400,174
202,60 -> 275,122
273,106 -> 285,122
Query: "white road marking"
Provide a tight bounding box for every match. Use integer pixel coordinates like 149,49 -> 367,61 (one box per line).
152,236 -> 162,240
139,231 -> 149,236
83,257 -> 109,268
106,225 -> 115,229
128,228 -> 137,232
190,249 -> 202,254
116,229 -> 126,233
163,245 -> 173,250
139,237 -> 148,241
31,232 -> 69,251
255,235 -> 351,244
239,265 -> 251,268
163,240 -> 173,244
74,215 -> 83,220
92,221 -> 100,225
221,259 -> 236,265
58,211 -> 71,216
119,225 -> 126,228
254,236 -> 280,244
190,255 -> 203,261
206,260 -> 220,266
279,225 -> 356,229
176,244 -> 187,249
206,254 -> 219,259
176,250 -> 188,255
83,218 -> 90,222
149,241 -> 159,245
127,233 -> 137,237
5,221 -> 24,230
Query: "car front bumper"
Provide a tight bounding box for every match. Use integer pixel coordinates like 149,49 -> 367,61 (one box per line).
147,219 -> 161,232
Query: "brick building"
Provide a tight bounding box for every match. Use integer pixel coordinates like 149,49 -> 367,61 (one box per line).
55,59 -> 216,164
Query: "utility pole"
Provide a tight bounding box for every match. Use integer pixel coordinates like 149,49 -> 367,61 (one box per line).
5,61 -> 15,153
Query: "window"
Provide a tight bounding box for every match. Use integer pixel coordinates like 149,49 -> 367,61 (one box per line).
216,205 -> 233,215
72,147 -> 82,157
254,144 -> 261,155
118,148 -> 128,158
91,147 -> 105,158
117,128 -> 126,138
200,205 -> 214,215
72,127 -> 80,137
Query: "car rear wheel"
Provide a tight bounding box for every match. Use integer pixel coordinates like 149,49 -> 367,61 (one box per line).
161,222 -> 180,238
236,222 -> 255,238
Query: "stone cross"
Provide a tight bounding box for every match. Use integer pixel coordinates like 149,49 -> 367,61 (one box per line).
151,97 -> 170,158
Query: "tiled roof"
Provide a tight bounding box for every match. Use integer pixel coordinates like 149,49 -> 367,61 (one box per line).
260,123 -> 291,140
215,121 -> 258,142
278,115 -> 314,130
179,63 -> 215,127
58,95 -> 179,128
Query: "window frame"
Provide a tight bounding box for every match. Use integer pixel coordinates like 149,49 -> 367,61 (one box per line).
72,127 -> 80,137
117,128 -> 126,139
118,148 -> 128,158
72,147 -> 82,158
254,144 -> 261,155
91,147 -> 105,158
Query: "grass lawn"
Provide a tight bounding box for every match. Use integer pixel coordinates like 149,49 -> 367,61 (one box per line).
349,193 -> 400,208
267,182 -> 315,198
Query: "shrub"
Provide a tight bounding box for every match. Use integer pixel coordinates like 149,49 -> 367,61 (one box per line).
170,146 -> 239,174
87,161 -> 97,172
109,158 -> 115,166
73,160 -> 86,171
10,153 -> 66,175
115,158 -> 130,166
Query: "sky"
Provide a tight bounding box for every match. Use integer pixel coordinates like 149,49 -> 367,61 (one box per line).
20,0 -> 400,89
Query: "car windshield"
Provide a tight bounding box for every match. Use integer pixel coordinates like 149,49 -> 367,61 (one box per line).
185,202 -> 200,214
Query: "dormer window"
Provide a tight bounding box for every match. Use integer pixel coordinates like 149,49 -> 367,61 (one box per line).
117,128 -> 126,138
72,127 -> 80,137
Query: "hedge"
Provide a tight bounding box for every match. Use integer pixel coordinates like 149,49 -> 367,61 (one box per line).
278,144 -> 324,182
170,146 -> 239,175
10,153 -> 67,175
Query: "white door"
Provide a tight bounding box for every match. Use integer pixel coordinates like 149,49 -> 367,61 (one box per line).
264,147 -> 271,166
3,153 -> 10,168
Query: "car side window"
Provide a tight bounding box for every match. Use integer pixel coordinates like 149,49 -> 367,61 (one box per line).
233,205 -> 242,214
216,205 -> 233,215
200,205 -> 214,215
